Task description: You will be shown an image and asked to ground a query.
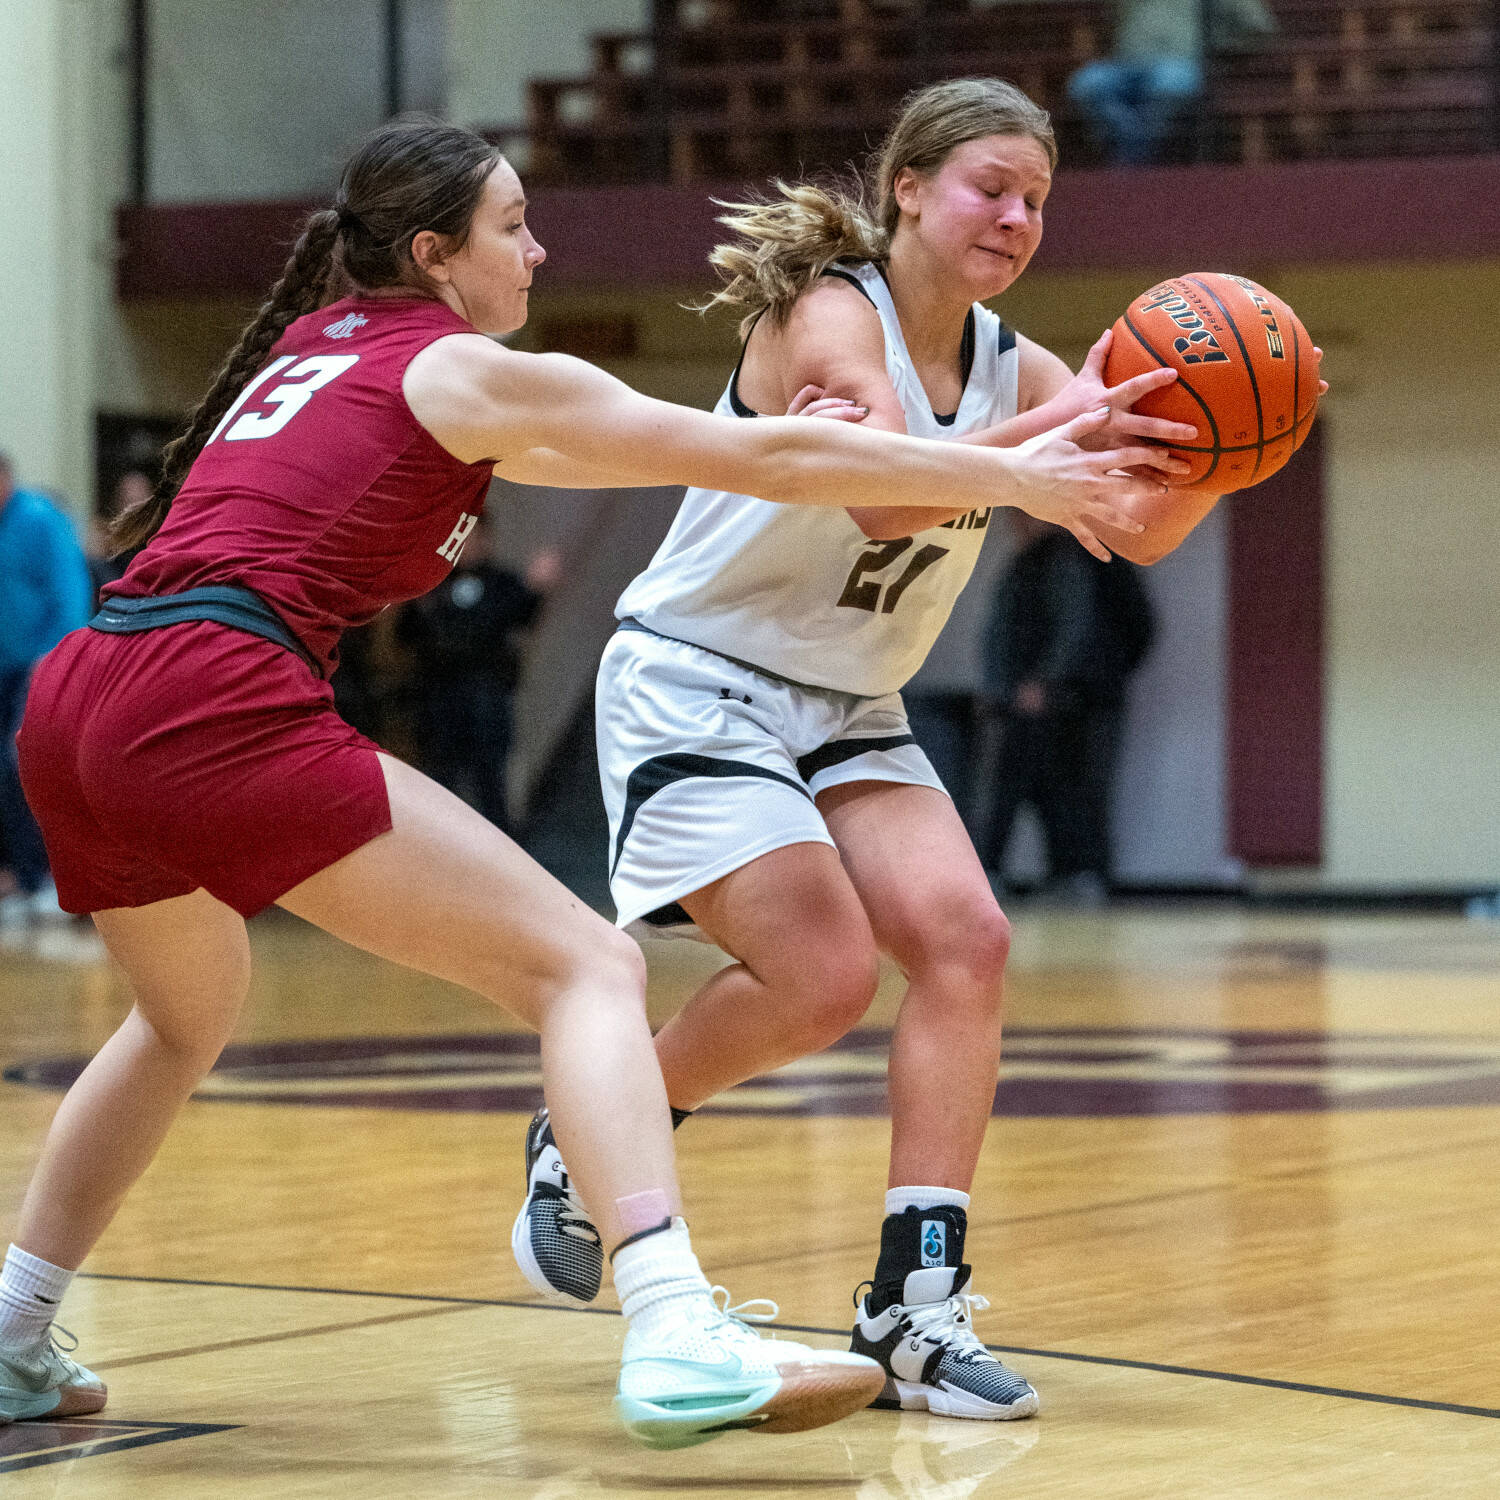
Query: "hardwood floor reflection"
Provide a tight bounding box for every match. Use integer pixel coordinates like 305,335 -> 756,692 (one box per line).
2,906 -> 1497,1495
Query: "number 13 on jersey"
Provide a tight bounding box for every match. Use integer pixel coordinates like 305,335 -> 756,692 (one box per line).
206,355 -> 361,444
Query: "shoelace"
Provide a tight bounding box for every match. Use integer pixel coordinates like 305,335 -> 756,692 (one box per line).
554,1169 -> 600,1246
49,1326 -> 80,1355
901,1292 -> 994,1362
705,1285 -> 780,1345
3,1325 -> 83,1380
45,1325 -> 88,1375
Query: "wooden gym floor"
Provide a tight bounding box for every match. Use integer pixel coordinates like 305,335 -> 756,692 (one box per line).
2,904 -> 1498,1496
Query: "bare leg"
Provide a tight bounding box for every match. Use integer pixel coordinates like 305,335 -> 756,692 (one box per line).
14,754 -> 675,1266
277,754 -> 675,1250
651,841 -> 880,1109
14,889 -> 251,1268
819,782 -> 1011,1191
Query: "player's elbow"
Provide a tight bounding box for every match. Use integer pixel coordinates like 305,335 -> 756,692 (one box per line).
1114,538 -> 1170,566
849,509 -> 915,540
748,434 -> 829,509
1106,523 -> 1185,567
749,452 -> 804,507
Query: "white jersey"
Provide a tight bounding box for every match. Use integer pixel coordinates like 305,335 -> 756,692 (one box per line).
615,260 -> 1020,697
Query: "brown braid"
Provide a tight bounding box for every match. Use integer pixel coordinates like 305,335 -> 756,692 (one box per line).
110,209 -> 341,554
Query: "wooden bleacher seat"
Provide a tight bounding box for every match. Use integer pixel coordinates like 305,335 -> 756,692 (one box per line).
508,0 -> 1495,184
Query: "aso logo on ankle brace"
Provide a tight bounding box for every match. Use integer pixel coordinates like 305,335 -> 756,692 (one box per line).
920,1219 -> 946,1267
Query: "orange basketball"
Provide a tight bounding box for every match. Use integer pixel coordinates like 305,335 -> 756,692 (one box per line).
1103,272 -> 1320,494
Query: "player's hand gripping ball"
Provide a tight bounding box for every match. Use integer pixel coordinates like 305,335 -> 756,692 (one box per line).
1103,272 -> 1320,494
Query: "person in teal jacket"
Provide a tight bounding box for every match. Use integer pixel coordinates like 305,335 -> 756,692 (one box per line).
0,453 -> 93,919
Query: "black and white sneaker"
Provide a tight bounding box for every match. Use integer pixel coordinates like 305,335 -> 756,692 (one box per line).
510,1106 -> 603,1303
850,1206 -> 1038,1421
852,1267 -> 1038,1420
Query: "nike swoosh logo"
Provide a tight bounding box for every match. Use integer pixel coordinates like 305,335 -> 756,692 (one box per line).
628,1351 -> 744,1376
1,1361 -> 51,1393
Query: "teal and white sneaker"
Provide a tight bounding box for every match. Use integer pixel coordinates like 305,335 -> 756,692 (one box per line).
617,1288 -> 884,1450
0,1329 -> 108,1423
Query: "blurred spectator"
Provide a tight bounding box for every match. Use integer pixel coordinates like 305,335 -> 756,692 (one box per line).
979,513 -> 1155,905
86,468 -> 152,606
0,454 -> 93,925
396,517 -> 561,835
331,617 -> 390,745
1067,0 -> 1276,166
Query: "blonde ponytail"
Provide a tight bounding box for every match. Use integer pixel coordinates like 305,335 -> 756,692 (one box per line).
698,178 -> 886,337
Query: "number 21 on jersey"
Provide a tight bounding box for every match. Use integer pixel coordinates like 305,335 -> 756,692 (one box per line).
837,538 -> 949,614
206,355 -> 360,444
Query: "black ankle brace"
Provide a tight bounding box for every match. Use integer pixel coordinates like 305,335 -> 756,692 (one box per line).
869,1205 -> 969,1313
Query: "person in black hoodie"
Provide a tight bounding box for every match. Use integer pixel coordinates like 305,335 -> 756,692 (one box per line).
980,510 -> 1155,902
397,516 -> 559,834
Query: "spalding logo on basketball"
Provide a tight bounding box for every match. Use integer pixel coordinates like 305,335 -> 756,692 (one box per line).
1104,272 -> 1320,494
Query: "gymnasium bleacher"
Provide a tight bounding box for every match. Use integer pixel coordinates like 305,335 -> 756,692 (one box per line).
494,0 -> 1497,182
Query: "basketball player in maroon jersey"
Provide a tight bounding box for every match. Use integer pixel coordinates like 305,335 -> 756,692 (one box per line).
0,120 -> 1169,1447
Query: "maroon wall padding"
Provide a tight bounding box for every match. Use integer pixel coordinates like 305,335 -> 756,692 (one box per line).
117,153 -> 1500,300
1226,420 -> 1325,866
117,200 -> 316,300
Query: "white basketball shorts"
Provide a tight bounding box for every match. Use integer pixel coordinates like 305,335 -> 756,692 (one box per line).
596,625 -> 946,940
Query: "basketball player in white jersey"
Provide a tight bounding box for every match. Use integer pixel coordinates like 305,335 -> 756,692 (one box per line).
513,79 -> 1209,1420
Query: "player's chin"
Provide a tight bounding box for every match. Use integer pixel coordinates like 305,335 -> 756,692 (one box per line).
969,254 -> 1018,297
483,299 -> 530,338
974,245 -> 1031,292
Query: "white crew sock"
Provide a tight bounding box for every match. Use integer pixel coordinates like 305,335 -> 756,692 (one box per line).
611,1217 -> 712,1343
885,1186 -> 971,1215
0,1245 -> 73,1351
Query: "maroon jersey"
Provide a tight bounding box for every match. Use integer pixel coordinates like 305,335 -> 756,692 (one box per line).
110,294 -> 494,675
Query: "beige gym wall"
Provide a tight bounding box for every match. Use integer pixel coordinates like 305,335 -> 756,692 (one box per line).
0,0 -> 107,518
447,0 -> 649,153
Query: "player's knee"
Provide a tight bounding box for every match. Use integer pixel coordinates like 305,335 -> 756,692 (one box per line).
127,944 -> 251,1062
482,922 -> 647,1018
783,945 -> 881,1049
580,926 -> 649,998
133,994 -> 244,1069
965,905 -> 1013,990
899,901 -> 1012,1002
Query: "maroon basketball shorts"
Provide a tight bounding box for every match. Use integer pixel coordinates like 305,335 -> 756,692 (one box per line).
18,623 -> 391,917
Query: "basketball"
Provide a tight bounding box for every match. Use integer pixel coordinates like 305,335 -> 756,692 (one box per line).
1104,272 -> 1320,493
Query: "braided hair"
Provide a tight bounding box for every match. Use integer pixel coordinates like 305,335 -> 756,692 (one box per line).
113,118 -> 501,553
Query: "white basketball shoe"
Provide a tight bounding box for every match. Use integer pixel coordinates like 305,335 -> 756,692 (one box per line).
619,1284 -> 885,1449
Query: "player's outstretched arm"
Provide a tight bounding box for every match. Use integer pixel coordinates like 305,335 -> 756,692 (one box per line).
489,388 -> 866,489
1006,331 -> 1216,564
404,334 -> 1165,555
752,282 -> 1193,540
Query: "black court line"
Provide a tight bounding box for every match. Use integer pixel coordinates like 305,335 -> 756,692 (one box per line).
80,1268 -> 514,1306
0,1418 -> 237,1474
95,1299 -> 473,1371
77,1270 -> 1500,1423
778,1325 -> 1500,1422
